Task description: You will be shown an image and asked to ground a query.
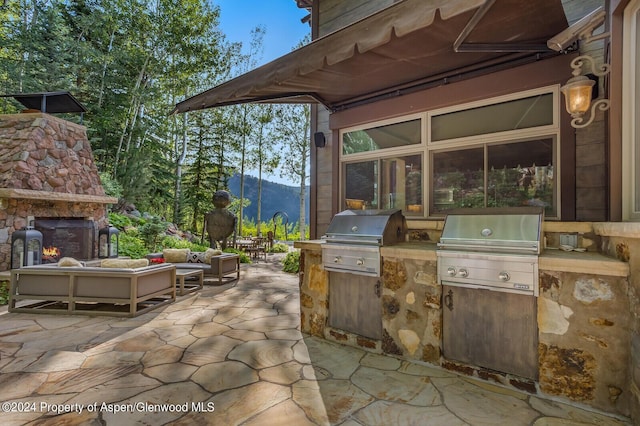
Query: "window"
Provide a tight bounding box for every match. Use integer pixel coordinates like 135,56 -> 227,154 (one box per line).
623,0 -> 640,220
343,119 -> 421,154
340,87 -> 559,218
344,154 -> 423,213
432,138 -> 556,216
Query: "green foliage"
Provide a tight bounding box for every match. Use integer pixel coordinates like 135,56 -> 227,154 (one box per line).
108,212 -> 134,230
100,172 -> 124,199
269,243 -> 289,253
282,250 -> 300,274
0,281 -> 9,305
161,236 -> 209,252
223,248 -> 251,264
117,233 -> 147,259
139,217 -> 167,252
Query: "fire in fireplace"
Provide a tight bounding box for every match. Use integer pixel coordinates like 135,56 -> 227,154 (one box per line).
42,246 -> 62,263
34,218 -> 96,263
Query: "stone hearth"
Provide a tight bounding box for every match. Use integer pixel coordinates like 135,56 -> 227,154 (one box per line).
0,112 -> 117,271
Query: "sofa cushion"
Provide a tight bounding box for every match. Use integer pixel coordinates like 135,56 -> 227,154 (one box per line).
101,258 -> 149,268
163,248 -> 190,263
58,257 -> 83,267
204,248 -> 223,263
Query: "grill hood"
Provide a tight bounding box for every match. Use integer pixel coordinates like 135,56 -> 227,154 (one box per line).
438,207 -> 544,254
323,209 -> 407,246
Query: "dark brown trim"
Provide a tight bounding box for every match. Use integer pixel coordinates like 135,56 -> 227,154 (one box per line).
331,128 -> 340,218
608,0 -> 629,221
310,103 -> 318,240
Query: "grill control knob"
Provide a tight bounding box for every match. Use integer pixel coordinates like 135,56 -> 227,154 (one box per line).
351,225 -> 359,232
498,271 -> 510,282
356,258 -> 365,266
447,267 -> 456,276
334,256 -> 342,264
458,268 -> 469,278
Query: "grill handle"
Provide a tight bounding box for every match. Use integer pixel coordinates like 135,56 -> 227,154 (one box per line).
444,289 -> 454,311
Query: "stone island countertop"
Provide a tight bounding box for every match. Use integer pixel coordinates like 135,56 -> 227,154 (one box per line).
294,240 -> 629,277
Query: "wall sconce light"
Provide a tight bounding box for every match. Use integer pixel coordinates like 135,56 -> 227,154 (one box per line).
560,55 -> 610,128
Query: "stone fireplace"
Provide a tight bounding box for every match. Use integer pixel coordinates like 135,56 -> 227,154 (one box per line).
0,112 -> 117,271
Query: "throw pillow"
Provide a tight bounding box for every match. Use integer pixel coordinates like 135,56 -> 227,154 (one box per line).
101,258 -> 149,268
204,248 -> 223,263
187,252 -> 206,263
163,248 -> 190,263
58,257 -> 83,267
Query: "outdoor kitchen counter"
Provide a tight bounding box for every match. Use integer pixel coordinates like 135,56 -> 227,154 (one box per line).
294,240 -> 629,277
539,248 -> 629,276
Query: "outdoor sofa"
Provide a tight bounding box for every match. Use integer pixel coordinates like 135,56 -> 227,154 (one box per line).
146,248 -> 240,285
9,259 -> 176,317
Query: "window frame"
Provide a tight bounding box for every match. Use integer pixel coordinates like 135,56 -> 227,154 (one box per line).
338,86 -> 561,219
623,0 -> 640,221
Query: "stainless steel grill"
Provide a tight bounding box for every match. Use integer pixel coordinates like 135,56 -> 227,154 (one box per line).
437,207 -> 544,380
437,207 -> 543,295
322,209 -> 407,277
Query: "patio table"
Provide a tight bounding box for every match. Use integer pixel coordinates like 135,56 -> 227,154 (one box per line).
175,269 -> 203,295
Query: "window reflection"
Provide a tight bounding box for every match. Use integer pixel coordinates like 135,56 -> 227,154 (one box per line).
431,139 -> 555,215
344,155 -> 423,214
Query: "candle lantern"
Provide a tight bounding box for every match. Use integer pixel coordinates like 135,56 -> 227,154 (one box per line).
98,225 -> 119,258
11,226 -> 43,269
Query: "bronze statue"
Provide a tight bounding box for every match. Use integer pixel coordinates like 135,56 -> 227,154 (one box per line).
204,190 -> 237,249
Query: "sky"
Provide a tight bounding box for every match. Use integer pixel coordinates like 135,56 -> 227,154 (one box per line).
214,1 -> 311,187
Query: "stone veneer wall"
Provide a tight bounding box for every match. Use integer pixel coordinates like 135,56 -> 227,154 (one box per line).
593,223 -> 640,422
0,113 -> 111,271
297,239 -> 633,420
0,198 -> 109,271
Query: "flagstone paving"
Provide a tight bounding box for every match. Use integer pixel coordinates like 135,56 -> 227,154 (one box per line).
0,254 -> 633,425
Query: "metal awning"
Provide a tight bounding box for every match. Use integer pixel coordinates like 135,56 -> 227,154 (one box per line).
173,0 -> 568,114
0,91 -> 87,114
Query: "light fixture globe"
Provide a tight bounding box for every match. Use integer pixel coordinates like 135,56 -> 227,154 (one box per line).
560,75 -> 595,117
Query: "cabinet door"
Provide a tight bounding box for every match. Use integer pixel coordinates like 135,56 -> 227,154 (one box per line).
442,285 -> 538,379
329,272 -> 381,339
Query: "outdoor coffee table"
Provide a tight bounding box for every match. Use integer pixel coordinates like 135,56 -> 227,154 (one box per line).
175,269 -> 204,295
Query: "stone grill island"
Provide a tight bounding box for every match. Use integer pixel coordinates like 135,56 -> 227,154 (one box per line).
295,220 -> 632,418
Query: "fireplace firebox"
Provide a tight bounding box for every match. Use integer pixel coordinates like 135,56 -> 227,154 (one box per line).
34,218 -> 96,263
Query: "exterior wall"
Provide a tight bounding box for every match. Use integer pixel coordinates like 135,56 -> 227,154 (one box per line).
311,0 -> 394,238
595,223 -> 640,422
538,270 -> 630,414
561,0 -> 608,221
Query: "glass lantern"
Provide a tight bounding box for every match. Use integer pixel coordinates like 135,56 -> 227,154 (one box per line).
11,226 -> 43,269
98,225 -> 119,258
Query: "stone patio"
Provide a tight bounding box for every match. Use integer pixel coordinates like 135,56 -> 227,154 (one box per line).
0,254 -> 632,425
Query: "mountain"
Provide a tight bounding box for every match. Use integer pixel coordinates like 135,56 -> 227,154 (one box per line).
228,174 -> 310,225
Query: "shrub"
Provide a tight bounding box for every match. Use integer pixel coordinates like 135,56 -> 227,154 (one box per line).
139,217 -> 167,251
108,212 -> 133,229
223,248 -> 251,263
0,280 -> 8,305
269,243 -> 289,253
282,250 -> 300,274
118,233 -> 147,259
161,236 -> 209,252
